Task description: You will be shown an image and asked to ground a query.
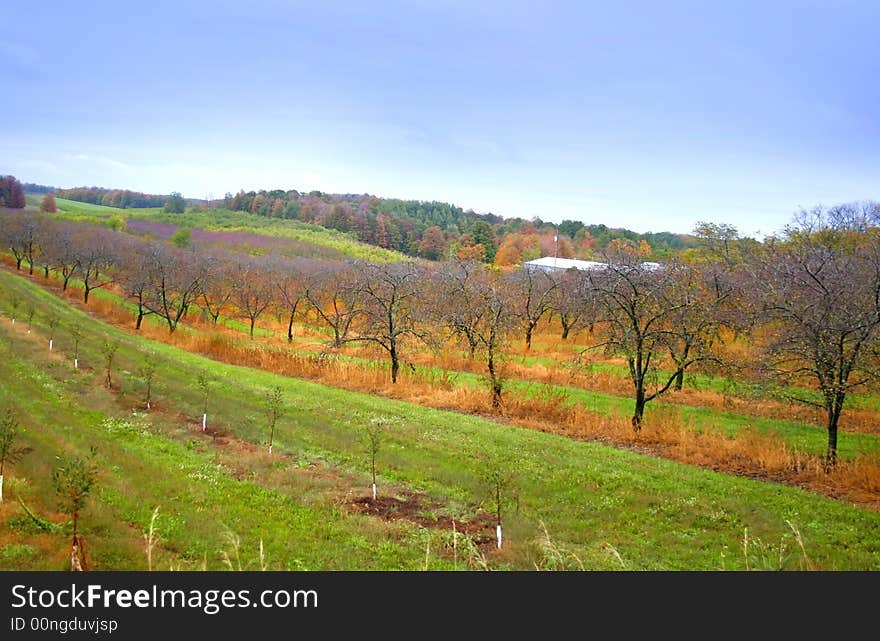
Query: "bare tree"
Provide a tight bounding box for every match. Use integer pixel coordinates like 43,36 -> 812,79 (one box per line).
348,262 -> 427,383
101,340 -> 119,388
41,223 -> 81,291
479,456 -> 518,549
24,217 -> 50,276
46,313 -> 60,351
34,218 -> 58,279
142,243 -> 206,333
24,303 -> 35,334
435,260 -> 488,359
662,263 -> 731,391
139,353 -> 157,410
748,203 -> 880,464
585,249 -> 724,429
365,422 -> 381,500
270,257 -> 313,343
69,326 -> 83,369
118,240 -> 156,330
437,264 -> 515,407
549,268 -> 590,340
2,213 -> 42,272
199,251 -> 235,325
264,386 -> 284,455
305,263 -> 363,347
74,227 -> 118,304
196,370 -> 211,431
507,267 -> 558,350
231,257 -> 275,339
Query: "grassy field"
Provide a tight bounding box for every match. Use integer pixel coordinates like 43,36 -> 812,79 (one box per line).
126,208 -> 406,262
24,194 -> 407,261
2,268 -> 880,570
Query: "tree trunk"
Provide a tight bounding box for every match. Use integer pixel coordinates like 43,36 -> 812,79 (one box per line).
15,257 -> 22,270
70,514 -> 83,571
826,396 -> 843,468
561,322 -> 570,340
673,369 -> 684,391
390,339 -> 399,383
43,265 -> 50,278
467,333 -> 477,360
525,325 -> 533,350
249,317 -> 256,339
632,384 -> 646,431
488,351 -> 502,408
287,311 -> 295,343
83,287 -> 90,304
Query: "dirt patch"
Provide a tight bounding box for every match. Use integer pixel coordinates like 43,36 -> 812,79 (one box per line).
348,493 -> 495,546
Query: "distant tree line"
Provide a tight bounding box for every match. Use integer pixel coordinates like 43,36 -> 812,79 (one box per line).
18,174 -> 697,263
54,186 -> 167,209
22,182 -> 55,194
221,188 -> 698,262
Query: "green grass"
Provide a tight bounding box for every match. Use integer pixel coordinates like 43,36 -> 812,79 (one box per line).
1,268 -> 880,570
126,208 -> 407,262
54,197 -> 130,214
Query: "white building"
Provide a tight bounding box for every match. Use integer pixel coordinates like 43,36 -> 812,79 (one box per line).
523,256 -> 661,273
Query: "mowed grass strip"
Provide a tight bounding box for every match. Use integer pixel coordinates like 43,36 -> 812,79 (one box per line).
1,269 -> 880,569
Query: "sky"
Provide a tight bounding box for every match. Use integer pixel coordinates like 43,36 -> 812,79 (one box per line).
2,0 -> 878,236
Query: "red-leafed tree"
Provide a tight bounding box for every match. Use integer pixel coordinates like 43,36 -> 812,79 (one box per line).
418,226 -> 447,260
40,194 -> 58,213
0,176 -> 26,209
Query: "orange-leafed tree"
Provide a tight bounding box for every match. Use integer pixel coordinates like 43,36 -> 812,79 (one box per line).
418,226 -> 447,260
40,193 -> 58,213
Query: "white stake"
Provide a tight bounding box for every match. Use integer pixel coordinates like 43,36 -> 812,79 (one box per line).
0,474 -> 4,503
146,400 -> 151,410
202,413 -> 207,431
49,339 -> 53,351
11,319 -> 14,325
74,358 -> 78,369
372,483 -> 377,500
496,524 -> 503,549
268,444 -> 273,455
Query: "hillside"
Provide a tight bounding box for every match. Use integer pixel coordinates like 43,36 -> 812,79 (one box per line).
29,183 -> 697,263
24,192 -> 407,262
1,266 -> 880,570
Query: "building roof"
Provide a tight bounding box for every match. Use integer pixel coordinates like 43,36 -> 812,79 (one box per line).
522,256 -> 607,271
523,256 -> 663,272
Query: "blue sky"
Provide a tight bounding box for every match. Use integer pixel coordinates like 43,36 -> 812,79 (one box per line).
2,1 -> 878,235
